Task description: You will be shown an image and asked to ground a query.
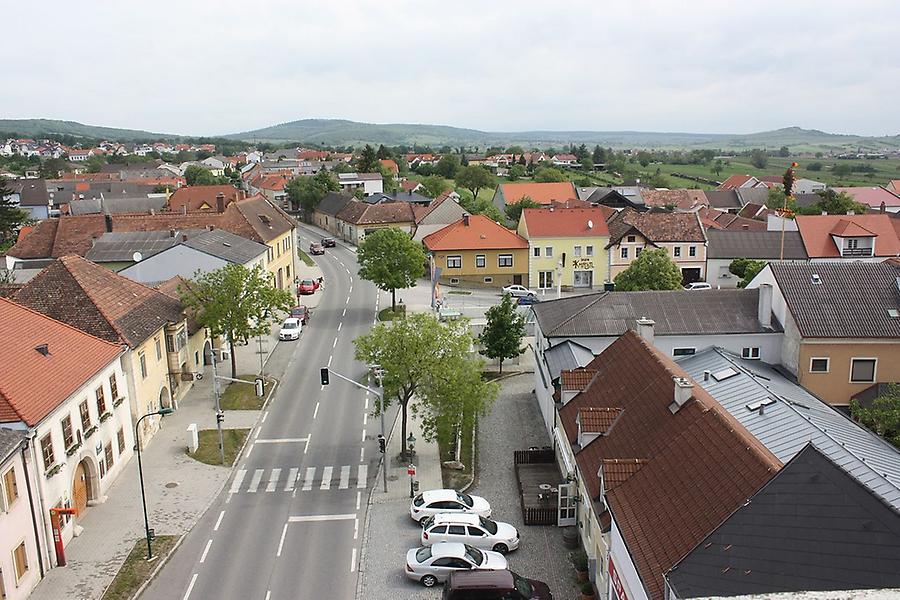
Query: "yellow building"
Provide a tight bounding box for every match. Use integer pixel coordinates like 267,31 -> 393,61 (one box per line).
423,214 -> 529,288
517,207 -> 613,291
228,195 -> 298,292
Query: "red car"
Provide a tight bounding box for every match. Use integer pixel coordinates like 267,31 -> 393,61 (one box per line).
297,278 -> 319,295
289,305 -> 310,325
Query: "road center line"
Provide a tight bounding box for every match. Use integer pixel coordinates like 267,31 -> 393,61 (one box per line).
265,592 -> 271,600
327,355 -> 333,367
277,523 -> 288,557
333,337 -> 338,348
360,446 -> 364,462
354,518 -> 359,540
351,547 -> 357,572
342,308 -> 347,317
313,402 -> 320,419
182,574 -> 198,600
305,435 -> 311,454
287,513 -> 357,523
255,437 -> 309,444
245,444 -> 253,458
363,413 -> 367,426
261,411 -> 268,423
199,539 -> 212,563
214,510 -> 225,531
356,491 -> 361,510
337,322 -> 342,332
361,428 -> 366,442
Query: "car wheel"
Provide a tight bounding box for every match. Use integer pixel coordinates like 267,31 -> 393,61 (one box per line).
421,575 -> 438,587
419,516 -> 430,526
492,543 -> 509,554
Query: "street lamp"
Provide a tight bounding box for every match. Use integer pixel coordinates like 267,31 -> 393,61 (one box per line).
407,433 -> 416,455
407,433 -> 417,499
135,407 -> 174,561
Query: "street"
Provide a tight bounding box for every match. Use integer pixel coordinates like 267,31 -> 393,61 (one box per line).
141,225 -> 392,600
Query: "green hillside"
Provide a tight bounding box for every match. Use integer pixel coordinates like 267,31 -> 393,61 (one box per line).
0,119 -> 174,142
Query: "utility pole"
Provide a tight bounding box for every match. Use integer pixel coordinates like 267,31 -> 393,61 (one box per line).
211,351 -> 226,465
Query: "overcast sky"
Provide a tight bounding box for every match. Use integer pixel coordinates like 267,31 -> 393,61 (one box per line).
5,0 -> 899,137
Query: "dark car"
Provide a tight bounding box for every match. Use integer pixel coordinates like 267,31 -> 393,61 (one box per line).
321,237 -> 336,248
444,570 -> 553,600
309,242 -> 325,255
289,305 -> 310,325
517,295 -> 541,305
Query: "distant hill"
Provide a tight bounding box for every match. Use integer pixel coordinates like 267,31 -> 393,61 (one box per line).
0,118 -> 174,142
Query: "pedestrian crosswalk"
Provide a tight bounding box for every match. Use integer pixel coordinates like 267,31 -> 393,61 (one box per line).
230,464 -> 369,494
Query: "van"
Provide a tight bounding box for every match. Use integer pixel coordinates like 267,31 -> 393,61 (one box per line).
684,282 -> 712,290
443,569 -> 553,600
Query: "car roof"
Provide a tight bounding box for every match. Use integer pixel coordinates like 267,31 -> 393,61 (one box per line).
422,489 -> 460,503
429,513 -> 480,526
430,542 -> 467,558
282,318 -> 300,325
449,569 -> 515,589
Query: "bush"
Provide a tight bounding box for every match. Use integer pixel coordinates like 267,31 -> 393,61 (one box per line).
571,549 -> 588,571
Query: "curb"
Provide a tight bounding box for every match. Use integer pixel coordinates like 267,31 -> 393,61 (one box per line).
121,533 -> 186,600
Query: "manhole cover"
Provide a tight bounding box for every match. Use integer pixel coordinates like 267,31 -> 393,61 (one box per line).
388,475 -> 399,481
165,482 -> 179,488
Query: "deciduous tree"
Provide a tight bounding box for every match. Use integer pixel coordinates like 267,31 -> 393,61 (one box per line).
0,177 -> 27,250
286,171 -> 339,216
357,227 -> 426,311
435,155 -> 460,179
455,165 -> 494,203
533,166 -> 567,182
749,149 -> 768,169
613,248 -> 682,291
504,196 -> 540,224
356,144 -> 379,173
419,175 -> 451,199
479,294 -> 525,374
851,385 -> 900,448
728,258 -> 766,288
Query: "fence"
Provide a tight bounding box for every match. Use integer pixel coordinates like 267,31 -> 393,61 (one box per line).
513,447 -> 554,465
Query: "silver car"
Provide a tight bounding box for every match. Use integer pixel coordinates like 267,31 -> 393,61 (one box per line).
420,513 -> 520,554
404,542 -> 507,587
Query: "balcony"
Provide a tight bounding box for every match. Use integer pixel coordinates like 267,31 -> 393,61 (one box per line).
841,247 -> 873,257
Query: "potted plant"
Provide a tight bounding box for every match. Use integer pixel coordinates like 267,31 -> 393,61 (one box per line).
571,549 -> 589,582
580,581 -> 596,600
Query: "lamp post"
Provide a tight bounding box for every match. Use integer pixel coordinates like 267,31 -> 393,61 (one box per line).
407,433 -> 417,498
135,407 -> 174,560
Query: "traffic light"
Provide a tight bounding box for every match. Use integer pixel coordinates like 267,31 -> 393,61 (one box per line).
255,377 -> 265,398
377,434 -> 386,454
320,367 -> 330,385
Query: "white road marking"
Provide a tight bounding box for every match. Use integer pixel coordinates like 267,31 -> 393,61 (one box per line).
333,337 -> 338,348
357,465 -> 368,488
363,413 -> 367,426
346,297 -> 350,305
339,465 -> 350,489
361,429 -> 366,442
214,510 -> 225,531
248,469 -> 264,493
345,267 -> 351,275
356,491 -> 361,510
277,523 -> 288,557
337,322 -> 342,331
305,435 -> 311,454
320,466 -> 333,490
360,446 -> 365,462
320,384 -> 325,391
265,592 -> 271,600
364,395 -> 369,410
327,355 -> 333,367
200,539 -> 212,563
254,427 -> 260,440
351,547 -> 357,572
288,513 -> 357,523
182,574 -> 198,600
313,402 -> 320,419
261,411 -> 268,423
229,470 -> 246,494
354,518 -> 359,540
246,444 -> 253,458
302,467 -> 315,491
342,308 -> 347,317
266,468 -> 281,492
285,468 -> 298,492
255,437 -> 309,444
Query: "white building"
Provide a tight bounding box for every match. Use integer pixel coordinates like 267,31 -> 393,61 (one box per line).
337,172 -> 383,196
0,429 -> 42,600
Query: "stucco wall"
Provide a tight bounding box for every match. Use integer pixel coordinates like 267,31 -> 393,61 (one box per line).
798,340 -> 900,406
0,449 -> 41,600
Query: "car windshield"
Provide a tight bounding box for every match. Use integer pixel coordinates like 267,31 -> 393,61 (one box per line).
479,516 -> 498,534
512,572 -> 534,597
422,516 -> 434,530
282,322 -> 298,329
463,544 -> 484,565
457,492 -> 474,507
415,546 -> 432,562
413,494 -> 424,507
301,279 -> 314,285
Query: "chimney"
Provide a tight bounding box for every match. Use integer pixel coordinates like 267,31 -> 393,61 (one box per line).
216,192 -> 226,213
757,283 -> 773,328
181,233 -> 188,242
703,370 -> 711,382
635,317 -> 655,345
463,214 -> 469,226
169,228 -> 176,237
104,213 -> 113,233
670,377 -> 694,413
742,223 -> 749,230
881,201 -> 887,214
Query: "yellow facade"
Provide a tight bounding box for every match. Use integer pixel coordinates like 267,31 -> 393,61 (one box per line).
126,330 -> 171,447
521,236 -> 611,290
431,248 -> 529,287
265,230 -> 297,292
608,234 -> 707,282
798,340 -> 900,407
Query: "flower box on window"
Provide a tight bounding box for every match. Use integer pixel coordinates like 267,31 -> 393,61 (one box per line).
113,396 -> 126,408
65,441 -> 82,457
84,425 -> 98,438
45,464 -> 63,478
99,412 -> 113,423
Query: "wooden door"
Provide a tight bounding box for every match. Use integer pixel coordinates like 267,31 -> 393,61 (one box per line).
73,462 -> 88,517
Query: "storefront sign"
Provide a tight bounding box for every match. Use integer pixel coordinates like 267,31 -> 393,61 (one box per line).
572,258 -> 594,269
609,556 -> 630,600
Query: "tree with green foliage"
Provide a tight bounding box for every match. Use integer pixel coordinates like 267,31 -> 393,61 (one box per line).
831,164 -> 852,178
728,258 -> 766,288
504,196 -> 540,224
354,313 -> 498,462
710,159 -> 725,177
806,162 -> 823,171
851,385 -> 900,449
332,161 -> 354,174
376,144 -> 391,160
613,248 -> 682,291
592,145 -> 606,165
184,165 -> 226,186
378,164 -> 399,194
533,166 -> 567,182
507,164 -> 526,182
419,175 -> 451,199
435,155 -> 460,179
286,171 -> 339,215
749,149 -> 768,169
357,227 -> 426,311
580,155 -> 594,172
778,146 -> 790,157
636,151 -> 652,167
40,157 -> 69,179
180,264 -> 294,378
356,144 -> 379,173
0,176 -> 28,250
455,165 -> 494,203
797,189 -> 868,215
479,293 -> 526,374
459,192 -> 504,223
84,156 -> 105,173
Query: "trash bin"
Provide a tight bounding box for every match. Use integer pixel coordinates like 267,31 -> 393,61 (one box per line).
604,282 -> 615,292
562,526 -> 579,549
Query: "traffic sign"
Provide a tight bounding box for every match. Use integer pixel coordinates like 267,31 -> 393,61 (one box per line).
407,464 -> 416,476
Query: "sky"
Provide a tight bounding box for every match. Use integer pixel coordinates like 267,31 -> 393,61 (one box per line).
4,0 -> 900,137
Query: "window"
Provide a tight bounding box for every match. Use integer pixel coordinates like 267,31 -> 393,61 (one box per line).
267,247 -> 273,262
449,278 -> 460,285
79,400 -> 91,430
586,246 -> 593,257
635,247 -> 643,256
483,277 -> 493,284
13,541 -> 28,582
741,347 -> 761,360
61,415 -> 74,449
117,428 -> 126,455
447,255 -> 462,269
627,235 -> 636,243
620,247 -> 628,259
545,247 -> 553,257
95,386 -> 106,416
673,246 -> 682,257
672,348 -> 696,357
533,247 -> 540,257
3,466 -> 18,508
195,351 -> 200,366
155,338 -> 162,361
104,443 -> 114,474
689,245 -> 697,257
475,255 -> 485,268
41,434 -> 54,470
286,265 -> 290,280
498,254 -> 513,267
0,565 -> 5,598
574,246 -> 582,257
539,271 -> 554,289
447,525 -> 466,535
109,374 -> 119,400
166,334 -> 175,353
850,358 -> 877,383
139,353 -> 147,379
809,357 -> 829,373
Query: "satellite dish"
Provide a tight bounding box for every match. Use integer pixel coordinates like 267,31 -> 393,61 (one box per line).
132,252 -> 143,262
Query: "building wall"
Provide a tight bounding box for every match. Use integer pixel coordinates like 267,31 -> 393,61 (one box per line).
524,236 -> 611,289
431,248 -> 529,288
608,518 -> 650,600
355,222 -> 414,246
118,246 -> 230,283
797,340 -> 900,407
127,330 -> 171,448
265,230 -> 296,292
0,447 -> 41,600
608,235 -> 707,281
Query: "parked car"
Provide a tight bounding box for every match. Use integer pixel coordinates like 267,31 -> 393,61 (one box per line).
405,543 -> 507,587
517,295 -> 540,305
289,305 -> 310,325
421,513 -> 519,554
502,284 -> 536,298
278,318 -> 302,341
321,237 -> 336,248
684,282 -> 712,290
444,570 -> 553,600
297,278 -> 319,295
309,242 -> 325,255
411,489 -> 491,524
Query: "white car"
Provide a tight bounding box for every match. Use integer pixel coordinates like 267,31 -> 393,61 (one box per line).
410,489 -> 491,523
420,513 -> 520,554
502,284 -> 537,298
278,318 -> 302,341
684,282 -> 712,290
405,542 -> 507,587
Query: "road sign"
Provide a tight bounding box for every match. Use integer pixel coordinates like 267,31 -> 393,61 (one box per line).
407,464 -> 416,476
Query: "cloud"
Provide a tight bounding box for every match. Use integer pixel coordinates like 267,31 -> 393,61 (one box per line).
4,0 -> 899,136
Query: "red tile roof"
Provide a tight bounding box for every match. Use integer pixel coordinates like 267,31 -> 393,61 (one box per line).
561,368 -> 598,391
0,297 -> 122,427
168,185 -> 244,212
718,174 -> 756,190
640,189 -> 704,211
401,180 -> 422,192
834,186 -> 900,209
600,458 -> 648,490
251,174 -> 288,191
578,407 -> 623,434
796,214 -> 900,258
697,207 -> 767,231
498,182 -> 578,205
336,200 -> 416,225
607,209 -> 707,244
423,215 -> 528,251
888,180 -> 900,194
379,159 -> 399,174
521,207 -> 611,238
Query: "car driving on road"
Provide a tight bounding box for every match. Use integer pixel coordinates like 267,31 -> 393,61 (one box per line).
278,318 -> 302,341
502,284 -> 537,298
309,242 -> 325,255
321,237 -> 336,248
421,513 -> 520,554
411,489 -> 491,523
405,542 -> 507,587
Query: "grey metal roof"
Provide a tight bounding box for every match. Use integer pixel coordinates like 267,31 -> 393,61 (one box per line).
68,196 -> 168,215
770,261 -> 900,338
316,192 -> 353,217
182,229 -> 267,264
85,230 -> 196,263
735,187 -> 771,206
706,229 -> 808,260
677,347 -> 900,511
0,427 -> 26,465
544,340 -> 595,380
532,289 -> 779,338
704,190 -> 743,210
667,444 -> 900,598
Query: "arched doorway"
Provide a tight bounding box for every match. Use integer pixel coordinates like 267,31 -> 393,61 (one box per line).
72,457 -> 98,520
159,386 -> 172,410
203,340 -> 213,365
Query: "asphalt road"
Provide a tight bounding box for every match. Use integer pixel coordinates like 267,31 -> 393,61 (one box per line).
141,226 -> 392,600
